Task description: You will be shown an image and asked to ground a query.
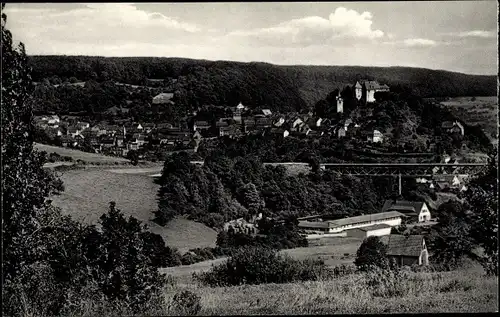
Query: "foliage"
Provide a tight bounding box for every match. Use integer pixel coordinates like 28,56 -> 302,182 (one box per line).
28,56 -> 496,114
1,8 -> 67,316
426,200 -> 476,270
156,152 -> 387,229
364,266 -> 412,298
194,246 -> 332,287
354,236 -> 389,271
214,218 -> 307,254
171,290 -> 202,316
126,149 -> 139,165
463,157 -> 498,275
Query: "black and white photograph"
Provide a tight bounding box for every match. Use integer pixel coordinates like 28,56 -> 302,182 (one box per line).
1,1 -> 498,315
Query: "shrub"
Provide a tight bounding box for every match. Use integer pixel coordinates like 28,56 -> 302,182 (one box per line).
332,264 -> 357,277
194,246 -> 332,287
354,236 -> 389,271
171,290 -> 201,316
364,266 -> 411,298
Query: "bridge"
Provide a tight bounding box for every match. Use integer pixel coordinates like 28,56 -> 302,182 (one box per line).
188,161 -> 488,195
191,160 -> 488,177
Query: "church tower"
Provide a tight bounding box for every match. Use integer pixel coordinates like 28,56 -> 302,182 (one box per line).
336,96 -> 343,113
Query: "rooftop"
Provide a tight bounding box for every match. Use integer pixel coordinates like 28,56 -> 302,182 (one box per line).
382,200 -> 425,214
354,224 -> 392,231
380,234 -> 425,257
328,211 -> 405,228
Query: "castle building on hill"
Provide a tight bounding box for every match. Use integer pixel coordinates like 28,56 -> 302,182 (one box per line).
354,80 -> 390,103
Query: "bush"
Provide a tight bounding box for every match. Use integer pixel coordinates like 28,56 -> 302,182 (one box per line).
171,290 -> 201,316
194,246 -> 332,287
364,266 -> 411,298
354,236 -> 389,271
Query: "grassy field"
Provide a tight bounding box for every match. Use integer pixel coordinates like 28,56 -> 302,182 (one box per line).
159,237 -> 364,285
66,266 -> 498,315
440,96 -> 498,146
35,143 -> 130,164
50,166 -> 217,253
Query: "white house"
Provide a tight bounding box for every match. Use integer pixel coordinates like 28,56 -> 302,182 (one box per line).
347,224 -> 392,239
47,115 -> 60,125
291,118 -> 304,129
373,130 -> 384,143
274,117 -> 285,127
382,200 -> 432,223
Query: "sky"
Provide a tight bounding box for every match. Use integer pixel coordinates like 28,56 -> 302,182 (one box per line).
3,2 -> 498,75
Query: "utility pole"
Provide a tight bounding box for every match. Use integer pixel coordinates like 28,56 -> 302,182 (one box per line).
398,173 -> 402,197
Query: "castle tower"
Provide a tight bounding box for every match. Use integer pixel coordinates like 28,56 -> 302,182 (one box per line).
336,96 -> 344,113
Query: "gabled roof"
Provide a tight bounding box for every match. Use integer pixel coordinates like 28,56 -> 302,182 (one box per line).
298,221 -> 332,229
381,200 -> 426,214
380,234 -> 425,257
262,109 -> 272,116
355,224 -> 392,232
359,80 -> 388,90
328,211 -> 405,228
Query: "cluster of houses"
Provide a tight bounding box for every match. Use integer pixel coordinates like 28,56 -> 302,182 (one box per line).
35,115 -> 201,157
415,154 -> 469,192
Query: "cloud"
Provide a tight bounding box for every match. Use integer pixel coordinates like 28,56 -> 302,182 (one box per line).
402,38 -> 438,47
382,38 -> 439,48
441,30 -> 496,38
4,3 -> 203,48
228,7 -> 384,47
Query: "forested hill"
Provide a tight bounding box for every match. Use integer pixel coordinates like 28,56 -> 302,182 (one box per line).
28,55 -> 496,110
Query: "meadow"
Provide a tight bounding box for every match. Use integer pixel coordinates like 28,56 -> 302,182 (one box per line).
50,166 -> 217,252
35,143 -> 130,164
67,266 -> 498,316
440,96 -> 498,146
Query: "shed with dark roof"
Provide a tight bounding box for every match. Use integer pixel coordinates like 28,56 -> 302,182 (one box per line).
380,234 -> 429,266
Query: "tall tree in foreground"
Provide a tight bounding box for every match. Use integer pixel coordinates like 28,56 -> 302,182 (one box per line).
465,155 -> 498,275
2,4 -> 64,314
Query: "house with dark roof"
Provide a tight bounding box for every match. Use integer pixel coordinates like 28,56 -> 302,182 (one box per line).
381,200 -> 431,223
432,174 -> 468,192
354,80 -> 390,103
380,234 -> 429,266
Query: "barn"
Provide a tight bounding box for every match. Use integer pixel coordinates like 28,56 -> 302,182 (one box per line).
380,234 -> 429,266
346,224 -> 392,239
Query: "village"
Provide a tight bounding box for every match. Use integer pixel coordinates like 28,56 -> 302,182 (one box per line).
3,2 -> 498,315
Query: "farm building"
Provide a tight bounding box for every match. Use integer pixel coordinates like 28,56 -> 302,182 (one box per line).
298,211 -> 404,234
380,234 -> 429,266
346,224 -> 392,239
381,200 -> 431,223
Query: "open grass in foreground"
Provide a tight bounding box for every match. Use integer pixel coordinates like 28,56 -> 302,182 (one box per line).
61,269 -> 498,316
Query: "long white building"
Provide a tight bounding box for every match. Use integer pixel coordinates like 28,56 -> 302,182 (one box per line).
298,211 -> 404,234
